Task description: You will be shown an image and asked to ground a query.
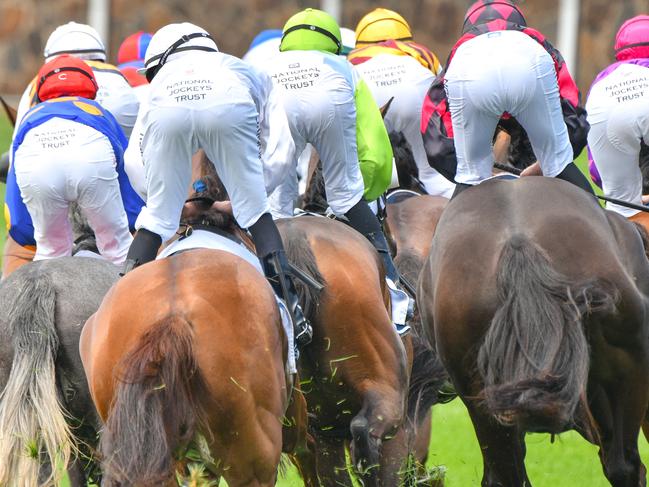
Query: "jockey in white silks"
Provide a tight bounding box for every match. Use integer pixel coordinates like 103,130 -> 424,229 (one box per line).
11,55 -> 136,263
123,22 -> 313,350
586,15 -> 649,222
14,22 -> 139,138
259,8 -> 413,334
349,8 -> 455,198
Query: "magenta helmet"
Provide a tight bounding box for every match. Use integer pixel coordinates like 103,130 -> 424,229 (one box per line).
615,15 -> 649,61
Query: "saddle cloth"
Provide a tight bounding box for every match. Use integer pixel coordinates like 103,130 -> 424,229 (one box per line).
157,229 -> 297,374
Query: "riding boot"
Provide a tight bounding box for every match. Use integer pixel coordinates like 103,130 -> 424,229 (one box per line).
345,200 -> 413,334
121,228 -> 162,275
249,213 -> 312,352
555,162 -> 595,195
260,250 -> 313,349
451,182 -> 472,199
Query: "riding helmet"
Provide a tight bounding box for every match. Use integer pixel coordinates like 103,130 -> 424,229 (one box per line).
462,0 -> 527,34
36,54 -> 98,102
43,22 -> 106,62
354,8 -> 413,46
615,15 -> 649,61
280,8 -> 342,55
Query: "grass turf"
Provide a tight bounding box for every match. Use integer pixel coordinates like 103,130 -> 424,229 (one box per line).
0,114 -> 642,486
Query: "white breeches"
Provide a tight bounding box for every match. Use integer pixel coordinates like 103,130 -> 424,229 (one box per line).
270,85 -> 365,218
587,99 -> 649,216
135,90 -> 271,241
445,30 -> 572,184
14,119 -> 132,263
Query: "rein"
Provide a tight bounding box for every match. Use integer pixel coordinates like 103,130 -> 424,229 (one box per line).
492,162 -> 649,214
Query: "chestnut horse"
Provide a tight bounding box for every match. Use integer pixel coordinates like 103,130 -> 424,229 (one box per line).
419,177 -> 649,486
80,247 -> 293,485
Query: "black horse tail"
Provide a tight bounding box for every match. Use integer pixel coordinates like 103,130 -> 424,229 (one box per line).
478,234 -> 616,435
100,314 -> 208,485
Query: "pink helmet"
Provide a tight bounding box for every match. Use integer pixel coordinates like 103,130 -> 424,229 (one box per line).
615,15 -> 649,61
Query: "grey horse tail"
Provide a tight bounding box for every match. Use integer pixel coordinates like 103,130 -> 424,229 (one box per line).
0,266 -> 74,486
478,234 -> 616,436
100,314 -> 209,485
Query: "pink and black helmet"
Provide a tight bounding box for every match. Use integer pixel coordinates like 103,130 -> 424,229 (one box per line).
463,0 -> 526,33
615,15 -> 649,61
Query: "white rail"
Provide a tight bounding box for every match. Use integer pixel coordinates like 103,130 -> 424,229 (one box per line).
88,0 -> 110,53
557,0 -> 580,76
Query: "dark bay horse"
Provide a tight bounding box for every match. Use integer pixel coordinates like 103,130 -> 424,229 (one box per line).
80,246 -> 294,486
419,176 -> 649,486
0,256 -> 119,486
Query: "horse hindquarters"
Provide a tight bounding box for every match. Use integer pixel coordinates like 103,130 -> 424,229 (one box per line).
0,269 -> 73,486
478,234 -> 616,434
99,314 -> 207,486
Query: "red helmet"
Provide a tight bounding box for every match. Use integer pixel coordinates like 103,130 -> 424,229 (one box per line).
36,54 -> 98,102
615,15 -> 649,61
463,0 -> 526,34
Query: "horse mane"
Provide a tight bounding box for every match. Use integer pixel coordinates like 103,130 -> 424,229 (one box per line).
301,130 -> 425,212
640,141 -> 649,194
69,202 -> 98,253
497,118 -> 537,170
180,156 -> 240,235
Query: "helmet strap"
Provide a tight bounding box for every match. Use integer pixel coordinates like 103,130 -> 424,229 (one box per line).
36,66 -> 98,102
615,41 -> 649,53
282,24 -> 341,54
145,32 -> 217,81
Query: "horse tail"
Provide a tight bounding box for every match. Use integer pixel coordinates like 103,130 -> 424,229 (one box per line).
478,234 -> 616,435
0,267 -> 73,486
100,314 -> 208,484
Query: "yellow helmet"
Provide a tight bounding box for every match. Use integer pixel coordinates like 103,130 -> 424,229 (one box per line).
355,8 -> 413,46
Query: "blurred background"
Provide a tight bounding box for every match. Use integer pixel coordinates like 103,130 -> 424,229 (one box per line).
0,0 -> 645,97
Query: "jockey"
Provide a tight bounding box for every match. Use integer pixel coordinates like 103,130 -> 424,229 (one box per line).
117,31 -> 152,93
242,29 -> 282,66
124,22 -> 313,348
586,15 -> 649,227
348,8 -> 454,197
421,0 -> 593,196
9,55 -> 140,263
14,22 -> 139,137
261,8 -> 412,334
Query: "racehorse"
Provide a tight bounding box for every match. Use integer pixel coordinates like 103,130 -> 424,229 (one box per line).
80,176 -> 298,486
0,256 -> 119,486
186,150 -> 410,486
418,176 -> 649,486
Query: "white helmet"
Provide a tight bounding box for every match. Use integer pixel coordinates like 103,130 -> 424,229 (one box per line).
340,27 -> 356,56
142,23 -> 218,78
44,22 -> 106,62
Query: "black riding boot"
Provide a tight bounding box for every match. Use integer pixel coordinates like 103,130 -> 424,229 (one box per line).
555,162 -> 595,195
121,228 -> 162,275
345,200 -> 413,333
260,250 -> 313,348
250,214 -> 312,350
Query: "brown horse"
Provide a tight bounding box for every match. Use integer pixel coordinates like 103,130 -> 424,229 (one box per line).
419,176 -> 649,487
278,215 -> 410,486
80,246 -> 294,485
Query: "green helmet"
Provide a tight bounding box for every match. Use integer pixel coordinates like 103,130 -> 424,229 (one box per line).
280,8 -> 342,54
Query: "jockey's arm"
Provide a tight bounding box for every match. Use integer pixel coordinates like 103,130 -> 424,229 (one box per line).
354,78 -> 393,201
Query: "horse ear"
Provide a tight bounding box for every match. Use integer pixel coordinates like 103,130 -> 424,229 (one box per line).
0,96 -> 17,127
379,97 -> 395,119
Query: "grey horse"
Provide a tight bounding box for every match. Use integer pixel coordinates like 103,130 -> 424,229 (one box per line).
0,256 -> 119,486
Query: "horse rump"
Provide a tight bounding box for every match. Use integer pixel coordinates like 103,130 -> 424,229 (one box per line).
477,234 -> 617,436
99,314 -> 208,485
